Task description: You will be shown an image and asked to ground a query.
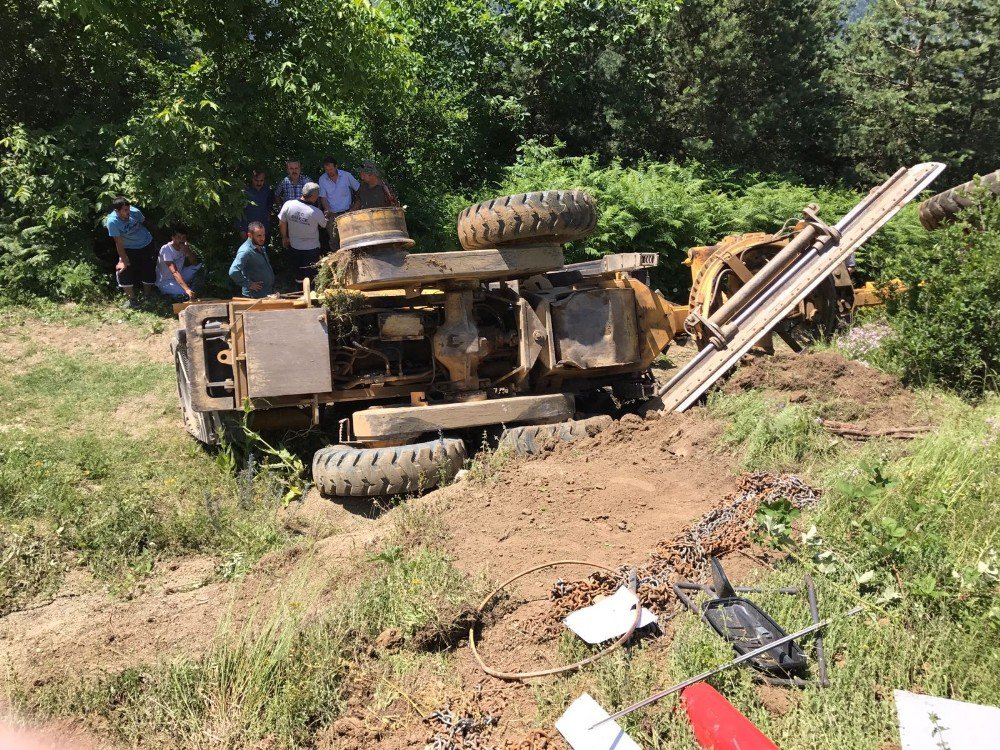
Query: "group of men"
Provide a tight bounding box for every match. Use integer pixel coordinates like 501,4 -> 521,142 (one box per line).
105,157 -> 397,307
231,157 -> 398,299
106,199 -> 204,309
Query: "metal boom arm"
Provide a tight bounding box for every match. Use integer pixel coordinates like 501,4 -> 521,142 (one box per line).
657,163 -> 945,412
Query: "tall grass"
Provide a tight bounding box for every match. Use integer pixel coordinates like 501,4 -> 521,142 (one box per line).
11,543 -> 488,750
0,311 -> 287,609
707,390 -> 833,471
17,599 -> 349,749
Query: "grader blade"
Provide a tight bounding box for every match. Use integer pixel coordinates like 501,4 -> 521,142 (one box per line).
657,162 -> 945,413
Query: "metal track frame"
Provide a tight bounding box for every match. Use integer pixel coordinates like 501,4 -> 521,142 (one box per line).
657,163 -> 945,412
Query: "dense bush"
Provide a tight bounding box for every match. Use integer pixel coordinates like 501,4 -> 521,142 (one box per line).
445,142 -> 920,293
876,199 -> 1000,396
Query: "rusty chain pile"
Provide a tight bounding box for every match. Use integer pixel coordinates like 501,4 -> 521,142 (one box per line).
548,472 -> 820,623
424,707 -> 559,750
425,706 -> 498,750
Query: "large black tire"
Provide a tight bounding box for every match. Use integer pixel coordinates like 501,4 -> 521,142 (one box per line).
918,169 -> 1000,230
172,330 -> 234,446
500,416 -> 613,457
312,438 -> 467,497
456,190 -> 598,250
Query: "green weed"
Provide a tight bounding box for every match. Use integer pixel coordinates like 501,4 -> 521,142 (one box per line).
235,406 -> 311,505
708,390 -> 832,471
18,597 -> 349,749
0,345 -> 287,607
0,299 -> 169,330
466,432 -> 517,485
0,529 -> 65,616
342,545 -> 488,645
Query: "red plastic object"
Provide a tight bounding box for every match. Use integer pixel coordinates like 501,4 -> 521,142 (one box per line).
681,683 -> 780,750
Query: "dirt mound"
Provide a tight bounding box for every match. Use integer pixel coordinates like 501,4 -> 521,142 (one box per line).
725,350 -> 902,402
722,350 -> 938,432
439,408 -> 734,590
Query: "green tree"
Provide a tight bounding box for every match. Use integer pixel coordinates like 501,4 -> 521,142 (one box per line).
498,0 -> 678,158
831,0 -> 1000,183
655,0 -> 844,177
0,0 -> 446,298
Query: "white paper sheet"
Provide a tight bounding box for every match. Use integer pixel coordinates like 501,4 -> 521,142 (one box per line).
895,689 -> 1000,749
564,586 -> 657,644
556,693 -> 642,750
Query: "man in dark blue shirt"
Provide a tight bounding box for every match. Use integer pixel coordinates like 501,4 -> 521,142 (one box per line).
238,168 -> 275,242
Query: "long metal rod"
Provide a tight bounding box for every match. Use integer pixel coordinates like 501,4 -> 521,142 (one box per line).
589,605 -> 863,729
805,575 -> 829,688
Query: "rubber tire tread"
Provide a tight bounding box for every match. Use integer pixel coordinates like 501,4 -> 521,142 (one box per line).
456,190 -> 598,250
312,438 -> 467,497
172,330 -> 238,446
500,416 -> 613,457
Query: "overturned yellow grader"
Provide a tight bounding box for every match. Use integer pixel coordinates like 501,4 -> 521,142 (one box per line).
172,164 -> 944,497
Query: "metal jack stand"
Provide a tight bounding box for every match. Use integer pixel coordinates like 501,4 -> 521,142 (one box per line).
673,557 -> 830,688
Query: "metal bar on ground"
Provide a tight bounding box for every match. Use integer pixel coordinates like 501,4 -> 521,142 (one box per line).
805,575 -> 829,688
589,606 -> 864,730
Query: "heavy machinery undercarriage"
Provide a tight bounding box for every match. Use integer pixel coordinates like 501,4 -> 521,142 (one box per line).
173,166 -> 946,497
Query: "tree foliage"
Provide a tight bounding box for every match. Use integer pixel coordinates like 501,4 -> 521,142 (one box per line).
656,0 -> 844,176
831,0 -> 1000,183
0,0 -> 997,321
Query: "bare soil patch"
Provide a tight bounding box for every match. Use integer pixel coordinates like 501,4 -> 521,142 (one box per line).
441,410 -> 731,590
724,350 -> 937,431
0,315 -> 174,371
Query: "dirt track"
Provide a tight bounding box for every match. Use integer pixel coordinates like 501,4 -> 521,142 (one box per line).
0,410 -> 731,686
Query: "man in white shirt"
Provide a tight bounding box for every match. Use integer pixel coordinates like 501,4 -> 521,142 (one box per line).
155,226 -> 203,301
278,182 -> 327,283
318,156 -> 360,250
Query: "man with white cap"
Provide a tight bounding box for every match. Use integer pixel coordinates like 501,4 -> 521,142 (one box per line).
278,181 -> 327,283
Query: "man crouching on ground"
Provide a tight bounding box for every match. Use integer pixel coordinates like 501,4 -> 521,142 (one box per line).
156,226 -> 203,301
229,222 -> 274,298
106,196 -> 156,309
